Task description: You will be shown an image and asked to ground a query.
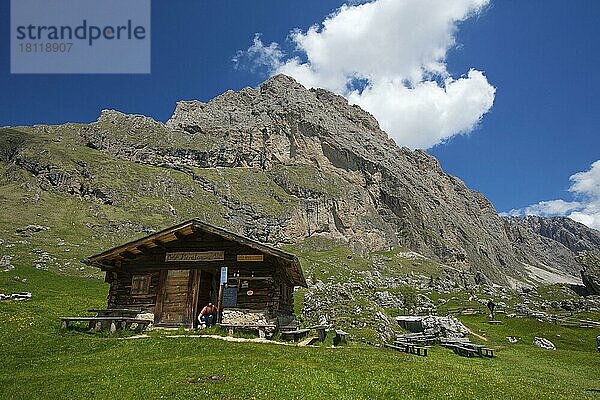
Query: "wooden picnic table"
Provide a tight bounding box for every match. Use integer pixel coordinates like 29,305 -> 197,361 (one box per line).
333,329 -> 349,345
281,328 -> 310,341
279,321 -> 300,332
441,341 -> 495,358
308,325 -> 328,341
385,343 -> 430,357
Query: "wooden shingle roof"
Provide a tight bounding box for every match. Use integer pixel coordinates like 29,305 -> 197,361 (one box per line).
89,219 -> 306,287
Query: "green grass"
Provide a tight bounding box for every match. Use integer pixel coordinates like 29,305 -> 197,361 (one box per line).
372,247 -> 444,279
288,238 -> 371,284
194,166 -> 299,217
2,125 -> 600,399
1,266 -> 599,400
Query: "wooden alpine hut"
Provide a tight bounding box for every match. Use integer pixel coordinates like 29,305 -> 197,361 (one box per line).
88,219 -> 306,329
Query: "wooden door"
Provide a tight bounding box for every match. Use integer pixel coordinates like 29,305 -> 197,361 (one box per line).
158,269 -> 192,325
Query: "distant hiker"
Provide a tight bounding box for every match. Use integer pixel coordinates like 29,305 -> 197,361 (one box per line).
597,335 -> 600,352
199,303 -> 218,327
487,299 -> 496,320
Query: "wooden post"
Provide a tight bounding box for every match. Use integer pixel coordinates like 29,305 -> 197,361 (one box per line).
217,283 -> 224,323
217,266 -> 228,323
317,327 -> 326,341
190,269 -> 201,329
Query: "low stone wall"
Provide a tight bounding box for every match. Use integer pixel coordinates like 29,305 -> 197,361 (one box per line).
221,308 -> 273,325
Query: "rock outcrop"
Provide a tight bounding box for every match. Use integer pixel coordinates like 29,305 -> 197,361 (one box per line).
577,251 -> 600,295
533,337 -> 556,350
506,216 -> 600,253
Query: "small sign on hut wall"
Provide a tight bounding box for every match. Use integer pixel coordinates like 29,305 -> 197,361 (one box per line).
165,251 -> 224,262
222,286 -> 237,307
236,254 -> 263,262
220,266 -> 228,284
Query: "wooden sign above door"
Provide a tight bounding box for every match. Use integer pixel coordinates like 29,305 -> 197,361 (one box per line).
236,254 -> 264,262
165,251 -> 225,262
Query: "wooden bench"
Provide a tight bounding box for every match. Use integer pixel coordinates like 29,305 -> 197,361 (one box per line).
88,308 -> 141,317
465,344 -> 494,358
452,345 -> 478,357
443,342 -> 494,358
406,343 -> 430,356
60,317 -> 150,332
457,341 -> 495,358
280,328 -> 310,341
308,325 -> 328,341
219,323 -> 276,339
279,322 -> 300,332
333,329 -> 349,345
385,343 -> 430,357
480,347 -> 494,357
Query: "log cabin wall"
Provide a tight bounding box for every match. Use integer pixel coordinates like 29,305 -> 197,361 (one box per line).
224,258 -> 295,315
105,269 -> 160,311
227,263 -> 276,312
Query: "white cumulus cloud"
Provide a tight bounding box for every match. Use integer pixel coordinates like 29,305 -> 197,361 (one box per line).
505,160 -> 600,231
235,0 -> 495,149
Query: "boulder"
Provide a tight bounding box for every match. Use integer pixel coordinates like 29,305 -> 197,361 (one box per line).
397,315 -> 469,338
577,252 -> 600,295
1,255 -> 14,272
16,225 -> 49,235
533,337 -> 556,350
1,292 -> 32,301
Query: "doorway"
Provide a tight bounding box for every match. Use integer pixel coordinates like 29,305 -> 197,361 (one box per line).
195,270 -> 215,322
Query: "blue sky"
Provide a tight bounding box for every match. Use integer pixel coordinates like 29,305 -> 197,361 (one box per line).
1,0 -> 599,227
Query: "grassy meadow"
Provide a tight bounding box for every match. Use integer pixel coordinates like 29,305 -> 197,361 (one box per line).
1,265 -> 599,400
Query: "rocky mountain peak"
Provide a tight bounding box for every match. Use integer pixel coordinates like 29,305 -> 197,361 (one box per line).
97,109 -> 166,131
260,73 -> 308,94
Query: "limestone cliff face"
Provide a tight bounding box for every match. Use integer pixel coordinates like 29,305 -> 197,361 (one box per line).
5,74 -> 598,285
161,76 -> 522,280
505,215 -> 600,254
